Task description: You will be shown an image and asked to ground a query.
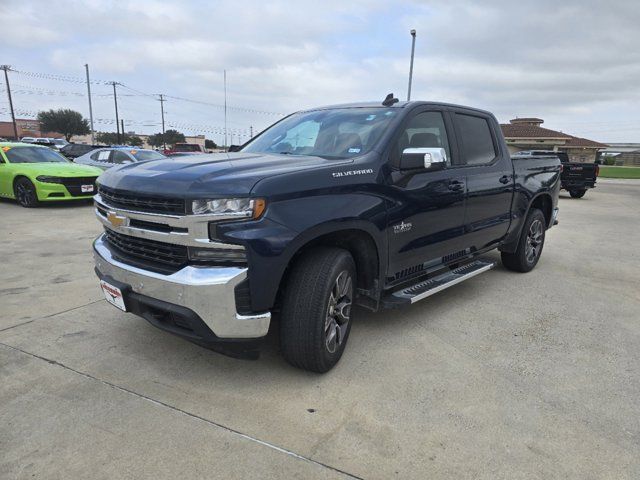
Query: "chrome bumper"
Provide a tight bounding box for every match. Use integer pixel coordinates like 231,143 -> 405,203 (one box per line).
93,234 -> 270,339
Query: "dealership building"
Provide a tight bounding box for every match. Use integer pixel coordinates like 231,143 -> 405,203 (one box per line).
500,118 -> 607,163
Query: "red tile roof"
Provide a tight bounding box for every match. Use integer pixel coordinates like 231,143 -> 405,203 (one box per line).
563,136 -> 608,148
500,123 -> 572,139
500,122 -> 607,148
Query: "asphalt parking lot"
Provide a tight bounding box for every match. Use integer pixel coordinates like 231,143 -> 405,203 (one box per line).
1,179 -> 639,479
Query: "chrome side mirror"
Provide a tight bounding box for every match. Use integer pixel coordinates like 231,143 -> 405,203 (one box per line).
400,147 -> 447,171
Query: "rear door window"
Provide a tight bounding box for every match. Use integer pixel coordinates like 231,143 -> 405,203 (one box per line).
455,114 -> 497,165
92,150 -> 111,162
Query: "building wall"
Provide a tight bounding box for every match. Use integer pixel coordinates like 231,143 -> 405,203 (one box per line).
0,119 -> 64,140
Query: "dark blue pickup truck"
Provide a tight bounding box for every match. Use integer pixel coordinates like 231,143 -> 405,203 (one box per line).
93,96 -> 561,372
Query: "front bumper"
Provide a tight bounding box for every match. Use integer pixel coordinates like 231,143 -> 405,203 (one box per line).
93,234 -> 271,342
36,181 -> 94,201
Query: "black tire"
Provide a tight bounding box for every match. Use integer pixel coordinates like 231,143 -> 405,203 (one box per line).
280,247 -> 356,373
14,177 -> 40,208
501,208 -> 546,273
569,189 -> 586,198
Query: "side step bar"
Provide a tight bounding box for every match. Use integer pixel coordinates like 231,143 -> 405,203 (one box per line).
387,259 -> 495,306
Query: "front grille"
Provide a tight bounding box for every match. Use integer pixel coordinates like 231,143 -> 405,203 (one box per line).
104,228 -> 188,273
98,185 -> 186,215
60,177 -> 98,197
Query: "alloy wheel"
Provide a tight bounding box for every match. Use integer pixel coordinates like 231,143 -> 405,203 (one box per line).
325,270 -> 353,353
16,181 -> 36,206
525,219 -> 544,264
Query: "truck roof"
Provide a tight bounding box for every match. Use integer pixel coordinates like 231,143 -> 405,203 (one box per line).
304,100 -> 495,118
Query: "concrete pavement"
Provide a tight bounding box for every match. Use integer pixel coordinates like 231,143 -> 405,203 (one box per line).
1,182 -> 639,479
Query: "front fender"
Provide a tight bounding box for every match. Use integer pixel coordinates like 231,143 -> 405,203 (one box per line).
218,193 -> 387,312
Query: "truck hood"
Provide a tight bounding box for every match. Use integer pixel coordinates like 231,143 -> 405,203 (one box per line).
97,152 -> 349,197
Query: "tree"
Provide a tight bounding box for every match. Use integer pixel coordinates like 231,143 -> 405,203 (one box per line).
37,109 -> 90,141
96,131 -> 119,145
205,139 -> 217,149
96,131 -> 144,147
147,129 -> 186,148
128,135 -> 143,147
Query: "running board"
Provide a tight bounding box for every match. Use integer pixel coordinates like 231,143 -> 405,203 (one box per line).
387,259 -> 495,305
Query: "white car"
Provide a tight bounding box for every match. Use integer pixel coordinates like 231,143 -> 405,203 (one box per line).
75,147 -> 167,170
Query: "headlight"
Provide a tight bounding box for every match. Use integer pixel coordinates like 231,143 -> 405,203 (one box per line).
191,198 -> 266,219
36,176 -> 63,184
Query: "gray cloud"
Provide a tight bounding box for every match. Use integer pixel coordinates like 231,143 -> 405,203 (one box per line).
1,0 -> 638,142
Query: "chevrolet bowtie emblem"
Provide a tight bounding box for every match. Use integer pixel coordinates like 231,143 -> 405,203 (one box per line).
107,211 -> 128,227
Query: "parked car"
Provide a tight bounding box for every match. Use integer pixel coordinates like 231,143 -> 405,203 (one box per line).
75,147 -> 167,170
61,143 -> 102,159
51,138 -> 69,151
20,137 -> 37,143
0,142 -> 103,207
93,96 -> 561,372
513,150 -> 598,198
164,143 -> 206,155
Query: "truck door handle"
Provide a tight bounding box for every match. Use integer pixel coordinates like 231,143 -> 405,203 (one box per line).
499,175 -> 510,184
448,181 -> 464,191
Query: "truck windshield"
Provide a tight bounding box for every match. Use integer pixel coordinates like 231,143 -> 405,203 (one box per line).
4,146 -> 69,163
241,108 -> 398,159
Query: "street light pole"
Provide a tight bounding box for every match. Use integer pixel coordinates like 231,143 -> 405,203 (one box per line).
407,29 -> 417,101
84,64 -> 95,144
159,94 -> 166,151
224,70 -> 228,150
1,65 -> 18,140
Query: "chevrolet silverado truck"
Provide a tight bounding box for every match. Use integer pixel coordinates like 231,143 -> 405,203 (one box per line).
93,96 -> 561,372
513,150 -> 598,198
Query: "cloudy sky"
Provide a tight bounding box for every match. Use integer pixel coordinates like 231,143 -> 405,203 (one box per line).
1,0 -> 638,144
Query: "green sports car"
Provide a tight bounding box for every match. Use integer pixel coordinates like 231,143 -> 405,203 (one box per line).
0,142 -> 103,207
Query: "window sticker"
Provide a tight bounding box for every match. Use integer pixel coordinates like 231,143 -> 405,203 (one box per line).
348,147 -> 361,153
98,151 -> 110,160
2,146 -> 11,152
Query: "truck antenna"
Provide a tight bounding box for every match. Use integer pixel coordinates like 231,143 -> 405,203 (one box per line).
382,93 -> 399,107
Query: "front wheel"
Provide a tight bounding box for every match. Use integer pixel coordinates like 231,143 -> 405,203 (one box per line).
569,189 -> 586,198
14,178 -> 40,208
501,208 -> 546,273
280,247 -> 355,373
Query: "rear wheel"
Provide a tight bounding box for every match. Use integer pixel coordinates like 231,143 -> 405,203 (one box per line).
14,178 -> 40,208
501,208 -> 546,273
280,247 -> 355,373
569,189 -> 586,198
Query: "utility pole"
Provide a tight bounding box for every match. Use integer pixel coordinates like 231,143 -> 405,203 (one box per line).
110,81 -> 121,144
407,29 -> 417,101
158,94 -> 166,151
84,64 -> 95,144
121,119 -> 125,143
224,70 -> 227,150
1,65 -> 18,140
